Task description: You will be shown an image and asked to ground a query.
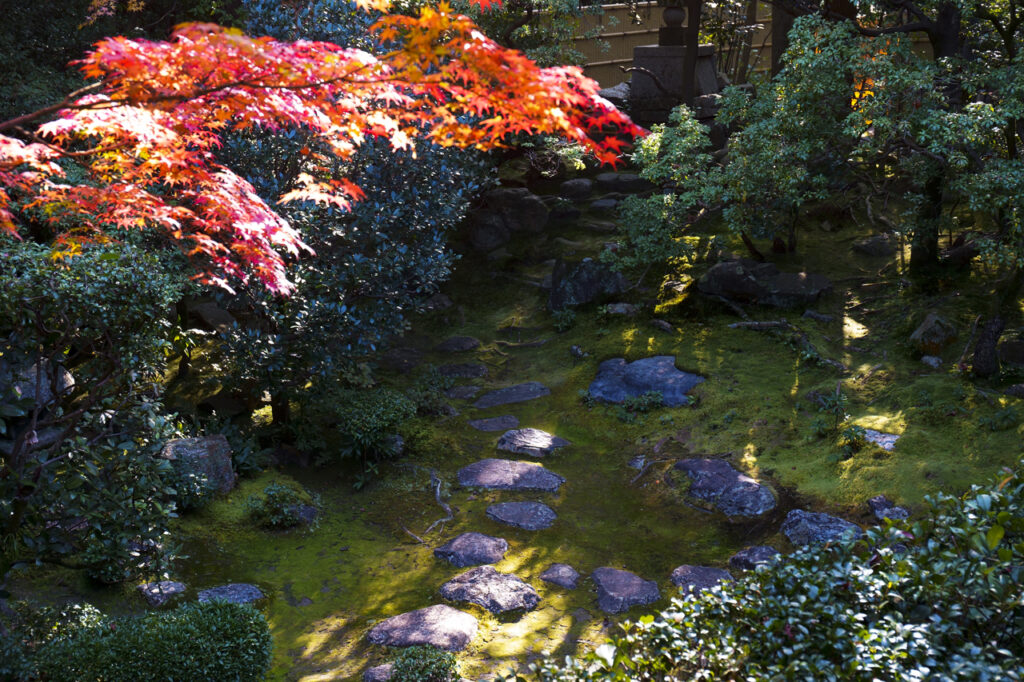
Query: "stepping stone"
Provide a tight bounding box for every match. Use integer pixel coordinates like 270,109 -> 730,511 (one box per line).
588,356 -> 704,407
590,198 -> 618,213
439,363 -> 489,379
440,565 -> 541,614
864,429 -> 900,451
445,385 -> 480,400
434,532 -> 509,567
674,459 -> 776,517
559,178 -> 593,201
605,303 -> 638,316
591,567 -> 660,614
540,563 -> 580,589
436,336 -> 481,353
364,663 -> 394,682
381,348 -> 422,373
669,565 -> 733,596
729,545 -> 780,570
458,459 -> 564,492
867,495 -> 910,521
474,382 -> 551,409
367,604 -> 478,651
197,583 -> 264,605
287,504 -> 319,526
782,509 -> 864,546
138,580 -> 186,607
487,501 -> 557,530
496,428 -> 570,458
468,415 -> 519,432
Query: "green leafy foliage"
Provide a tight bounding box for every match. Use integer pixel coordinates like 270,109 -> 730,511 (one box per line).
552,308 -> 578,333
615,391 -> 665,423
246,482 -> 316,529
392,645 -> 460,682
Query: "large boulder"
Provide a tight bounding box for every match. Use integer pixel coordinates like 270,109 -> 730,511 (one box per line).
669,565 -> 733,596
698,259 -> 832,308
468,187 -> 549,251
674,458 -> 776,517
159,435 -> 236,494
909,313 -> 957,355
559,178 -> 594,201
497,428 -> 570,458
549,258 -> 628,311
434,532 -> 509,567
439,565 -> 541,614
782,509 -> 864,546
486,501 -> 557,530
591,567 -> 660,614
458,459 -> 564,492
367,604 -> 478,651
589,356 -> 705,408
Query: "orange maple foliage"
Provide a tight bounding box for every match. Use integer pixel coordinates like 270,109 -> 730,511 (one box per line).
1,6 -> 641,293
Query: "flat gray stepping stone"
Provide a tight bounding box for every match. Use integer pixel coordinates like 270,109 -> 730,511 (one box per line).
669,565 -> 733,596
588,356 -> 704,407
458,458 -> 564,492
539,563 -> 580,589
439,363 -> 488,378
474,382 -> 550,409
674,458 -> 775,517
867,495 -> 910,521
864,429 -> 900,451
434,532 -> 508,567
591,567 -> 660,614
138,580 -> 186,607
497,428 -> 570,458
468,415 -> 519,432
783,509 -> 864,546
439,565 -> 540,614
487,501 -> 557,530
367,604 -> 478,651
436,336 -> 481,352
560,178 -> 593,201
445,385 -> 480,400
197,583 -> 264,604
364,663 -> 394,682
729,545 -> 780,570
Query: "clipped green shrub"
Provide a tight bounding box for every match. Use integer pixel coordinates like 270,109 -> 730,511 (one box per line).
246,482 -> 315,529
35,601 -> 272,682
391,645 -> 459,682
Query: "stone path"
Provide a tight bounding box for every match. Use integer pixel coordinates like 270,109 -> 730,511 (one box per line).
458,458 -> 565,492
439,363 -> 489,378
496,428 -> 570,458
591,567 -> 660,614
539,563 -> 580,589
486,501 -> 557,530
782,510 -> 864,545
729,545 -> 780,570
439,566 -> 540,614
434,532 -> 508,567
468,415 -> 519,431
436,336 -> 481,352
367,604 -> 478,651
588,356 -> 704,407
674,458 -> 776,517
474,382 -> 550,409
669,565 -> 733,596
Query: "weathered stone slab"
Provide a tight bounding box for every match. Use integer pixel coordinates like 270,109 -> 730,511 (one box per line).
160,436 -> 236,494
468,415 -> 519,432
436,336 -> 481,353
138,580 -> 186,607
560,178 -> 593,201
867,495 -> 910,521
729,545 -> 780,570
434,532 -> 508,567
367,604 -> 478,651
439,363 -> 488,379
364,663 -> 394,682
486,501 -> 557,530
197,583 -> 264,604
496,428 -> 570,458
445,385 -> 480,400
863,429 -> 900,451
458,459 -> 564,492
440,565 -> 540,614
669,565 -> 732,596
782,509 -> 864,546
589,356 -> 704,407
540,563 -> 580,589
674,458 -> 775,517
474,382 -> 550,409
592,567 -> 660,614
549,259 -> 628,311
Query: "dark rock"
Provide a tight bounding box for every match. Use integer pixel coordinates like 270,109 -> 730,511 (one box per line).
605,303 -> 638,316
597,81 -> 630,109
549,202 -> 582,222
669,565 -> 733,596
10,360 -> 74,410
424,293 -> 453,311
496,428 -> 570,458
909,313 -> 957,355
138,580 -> 186,607
436,336 -> 481,353
674,458 -> 775,517
469,188 -> 549,251
381,348 -> 423,373
863,429 -> 899,451
159,436 -> 236,494
189,301 -> 236,332
782,509 -> 864,546
579,219 -> 618,234
467,415 -> 519,432
440,565 -> 540,614
697,259 -> 832,308
867,495 -> 910,521
852,233 -> 897,257
199,392 -> 246,417
998,339 -> 1024,366
364,663 -> 394,682
729,545 -> 780,570
434,532 -> 509,567
1005,384 -> 1024,399
589,198 -> 618,214
473,382 -> 550,409
458,459 -> 564,492
921,355 -> 942,369
650,319 -> 674,333
539,563 -> 580,589
595,172 -> 655,194
445,386 -> 480,400
548,258 -> 628,311
197,583 -> 264,604
486,501 -> 557,530
367,604 -> 478,651
588,356 -> 704,408
560,178 -> 594,201
287,504 -> 319,526
469,212 -> 510,252
803,310 -> 834,323
439,363 -> 488,379
591,567 -> 660,614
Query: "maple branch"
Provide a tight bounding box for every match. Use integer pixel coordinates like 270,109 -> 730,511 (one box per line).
0,83 -> 103,133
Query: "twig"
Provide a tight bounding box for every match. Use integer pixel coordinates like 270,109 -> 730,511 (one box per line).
710,295 -> 751,320
728,320 -> 788,330
423,470 -> 454,535
730,318 -> 848,372
401,524 -> 426,545
957,314 -> 983,366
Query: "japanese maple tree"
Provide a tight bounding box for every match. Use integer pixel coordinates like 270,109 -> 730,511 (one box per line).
0,2 -> 641,293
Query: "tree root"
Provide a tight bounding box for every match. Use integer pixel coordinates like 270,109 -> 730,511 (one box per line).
729,319 -> 847,372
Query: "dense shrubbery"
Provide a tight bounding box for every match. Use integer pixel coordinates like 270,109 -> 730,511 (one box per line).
505,462 -> 1024,681
392,645 -> 460,682
246,481 -> 316,529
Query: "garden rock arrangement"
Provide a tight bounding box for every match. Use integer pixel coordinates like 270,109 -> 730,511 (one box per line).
548,258 -> 628,310
473,382 -> 551,409
458,459 -> 565,492
486,501 -> 557,530
729,545 -> 780,570
669,565 -> 733,595
197,583 -> 264,605
591,567 -> 660,614
496,428 -> 571,458
588,356 -> 705,407
434,532 -> 509,567
782,510 -> 864,545
160,435 -> 236,494
439,566 -> 541,614
539,563 -> 580,589
697,259 -> 832,308
674,458 -> 776,517
367,604 -> 479,651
